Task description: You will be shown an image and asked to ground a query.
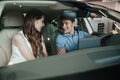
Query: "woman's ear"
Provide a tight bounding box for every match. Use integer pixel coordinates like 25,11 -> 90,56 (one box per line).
34,20 -> 37,25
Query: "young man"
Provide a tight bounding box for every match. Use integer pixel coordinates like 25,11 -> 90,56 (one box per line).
56,14 -> 90,55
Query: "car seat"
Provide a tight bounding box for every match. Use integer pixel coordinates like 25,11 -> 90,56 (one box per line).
42,19 -> 59,56
0,11 -> 24,67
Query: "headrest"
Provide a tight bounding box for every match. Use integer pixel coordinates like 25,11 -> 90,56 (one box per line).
3,11 -> 24,27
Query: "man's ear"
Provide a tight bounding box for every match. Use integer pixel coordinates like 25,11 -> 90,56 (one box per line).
73,18 -> 78,27
73,21 -> 77,27
73,22 -> 75,27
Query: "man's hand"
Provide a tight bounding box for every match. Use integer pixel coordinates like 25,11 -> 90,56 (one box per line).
57,48 -> 66,55
90,13 -> 97,19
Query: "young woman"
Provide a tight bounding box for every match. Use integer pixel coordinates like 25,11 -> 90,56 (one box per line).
8,9 -> 48,65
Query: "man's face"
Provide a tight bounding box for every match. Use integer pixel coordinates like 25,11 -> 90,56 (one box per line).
60,19 -> 74,34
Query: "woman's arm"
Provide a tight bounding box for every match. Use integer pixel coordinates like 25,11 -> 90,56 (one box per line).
13,33 -> 36,60
41,36 -> 48,57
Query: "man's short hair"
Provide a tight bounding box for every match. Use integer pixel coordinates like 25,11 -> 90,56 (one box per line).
59,11 -> 76,22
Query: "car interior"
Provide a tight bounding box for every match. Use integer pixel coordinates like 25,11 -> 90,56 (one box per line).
0,1 -> 66,66
0,1 -> 120,80
0,1 -> 120,67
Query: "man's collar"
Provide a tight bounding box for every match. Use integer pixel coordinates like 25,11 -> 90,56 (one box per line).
63,30 -> 77,36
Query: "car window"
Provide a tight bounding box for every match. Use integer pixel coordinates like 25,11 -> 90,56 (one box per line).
86,14 -> 120,35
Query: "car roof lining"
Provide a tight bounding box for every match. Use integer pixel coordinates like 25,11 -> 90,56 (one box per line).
1,1 -> 120,23
1,1 -> 78,23
1,1 -> 77,10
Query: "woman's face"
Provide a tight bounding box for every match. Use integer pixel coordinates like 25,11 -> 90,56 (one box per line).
34,16 -> 45,32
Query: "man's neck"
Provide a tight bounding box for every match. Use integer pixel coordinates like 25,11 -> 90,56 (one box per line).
69,30 -> 74,35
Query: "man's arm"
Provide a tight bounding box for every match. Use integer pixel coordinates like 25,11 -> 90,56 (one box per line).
56,34 -> 66,55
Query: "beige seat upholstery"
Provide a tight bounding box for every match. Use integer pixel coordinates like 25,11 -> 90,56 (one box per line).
0,11 -> 24,67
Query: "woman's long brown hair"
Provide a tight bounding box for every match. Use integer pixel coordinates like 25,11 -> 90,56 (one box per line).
23,9 -> 45,58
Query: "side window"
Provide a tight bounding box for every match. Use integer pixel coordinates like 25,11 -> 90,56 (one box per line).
86,16 -> 120,34
76,18 -> 89,33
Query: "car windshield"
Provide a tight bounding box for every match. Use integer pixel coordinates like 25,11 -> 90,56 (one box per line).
86,15 -> 120,34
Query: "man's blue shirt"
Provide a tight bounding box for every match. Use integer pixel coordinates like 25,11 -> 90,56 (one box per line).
56,30 -> 89,52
